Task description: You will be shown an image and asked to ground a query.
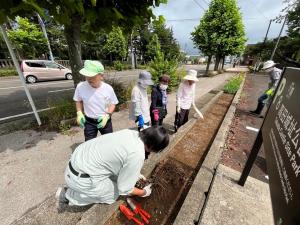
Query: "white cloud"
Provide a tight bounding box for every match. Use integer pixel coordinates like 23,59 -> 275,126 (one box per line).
153,0 -> 287,54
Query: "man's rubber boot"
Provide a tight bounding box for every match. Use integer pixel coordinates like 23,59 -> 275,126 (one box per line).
250,101 -> 265,115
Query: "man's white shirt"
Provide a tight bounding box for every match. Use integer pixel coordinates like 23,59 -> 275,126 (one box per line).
74,81 -> 119,119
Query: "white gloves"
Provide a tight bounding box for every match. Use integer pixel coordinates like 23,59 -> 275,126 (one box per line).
141,184 -> 152,197
138,174 -> 147,181
177,100 -> 181,113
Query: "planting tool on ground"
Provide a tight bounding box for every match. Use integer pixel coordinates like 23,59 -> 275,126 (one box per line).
119,204 -> 144,225
127,198 -> 151,224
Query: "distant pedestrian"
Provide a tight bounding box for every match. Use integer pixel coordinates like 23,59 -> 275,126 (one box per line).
130,71 -> 153,131
74,60 -> 119,141
250,60 -> 282,116
55,126 -> 169,206
174,69 -> 204,132
150,74 -> 170,126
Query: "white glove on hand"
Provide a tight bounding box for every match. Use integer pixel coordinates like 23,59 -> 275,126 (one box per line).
141,184 -> 152,197
138,174 -> 147,181
177,106 -> 181,114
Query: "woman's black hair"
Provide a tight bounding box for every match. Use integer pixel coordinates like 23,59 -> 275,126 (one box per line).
139,126 -> 169,152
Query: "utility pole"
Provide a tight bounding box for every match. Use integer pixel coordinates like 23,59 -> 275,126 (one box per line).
263,19 -> 272,45
130,31 -> 135,69
0,24 -> 41,125
36,13 -> 54,61
270,16 -> 287,60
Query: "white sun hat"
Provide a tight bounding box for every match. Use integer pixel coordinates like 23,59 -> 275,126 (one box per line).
183,69 -> 199,82
262,60 -> 276,70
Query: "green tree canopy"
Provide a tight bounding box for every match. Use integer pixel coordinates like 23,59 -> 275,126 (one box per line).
192,0 -> 246,71
7,16 -> 47,58
146,33 -> 161,61
102,26 -> 127,62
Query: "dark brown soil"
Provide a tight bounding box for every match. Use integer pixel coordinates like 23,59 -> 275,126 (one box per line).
221,74 -> 269,181
104,93 -> 234,225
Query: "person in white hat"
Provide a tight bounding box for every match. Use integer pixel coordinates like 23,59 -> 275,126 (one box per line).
73,60 -> 119,141
250,60 -> 282,116
174,69 -> 204,132
130,71 -> 154,131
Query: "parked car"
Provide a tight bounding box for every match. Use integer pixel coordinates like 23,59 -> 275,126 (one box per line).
21,60 -> 72,83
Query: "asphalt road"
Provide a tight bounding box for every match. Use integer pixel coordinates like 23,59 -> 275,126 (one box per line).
0,64 -> 219,120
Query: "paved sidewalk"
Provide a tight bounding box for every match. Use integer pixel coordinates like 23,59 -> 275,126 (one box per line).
0,72 -> 234,225
200,164 -> 274,225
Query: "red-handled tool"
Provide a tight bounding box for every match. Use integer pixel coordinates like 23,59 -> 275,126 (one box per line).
127,198 -> 151,224
119,204 -> 144,225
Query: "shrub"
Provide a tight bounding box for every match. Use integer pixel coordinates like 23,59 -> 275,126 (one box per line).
149,50 -> 180,91
223,73 -> 244,94
40,97 -> 76,131
105,78 -> 133,109
0,68 -> 17,77
136,64 -> 148,70
113,60 -> 124,71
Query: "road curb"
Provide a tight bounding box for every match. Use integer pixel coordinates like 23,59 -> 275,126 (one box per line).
173,74 -> 246,225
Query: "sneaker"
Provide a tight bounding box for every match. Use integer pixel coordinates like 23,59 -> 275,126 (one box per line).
55,186 -> 69,205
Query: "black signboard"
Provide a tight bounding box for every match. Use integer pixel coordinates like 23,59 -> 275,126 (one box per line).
262,67 -> 300,225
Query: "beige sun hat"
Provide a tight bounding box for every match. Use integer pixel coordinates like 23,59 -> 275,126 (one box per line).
183,69 -> 199,82
262,60 -> 276,70
79,60 -> 104,77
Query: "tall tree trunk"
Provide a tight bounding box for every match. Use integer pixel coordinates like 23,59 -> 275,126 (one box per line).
221,56 -> 225,70
205,55 -> 212,76
214,55 -> 220,71
64,15 -> 83,87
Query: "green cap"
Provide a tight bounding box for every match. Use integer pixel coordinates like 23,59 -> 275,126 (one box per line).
79,60 -> 104,77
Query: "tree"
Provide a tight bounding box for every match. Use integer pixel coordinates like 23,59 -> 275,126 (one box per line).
152,17 -> 181,61
146,34 -> 161,61
102,26 -> 127,62
192,0 -> 246,72
7,16 -> 47,59
0,0 -> 168,86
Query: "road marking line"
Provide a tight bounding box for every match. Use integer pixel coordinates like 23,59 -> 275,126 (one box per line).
0,80 -> 73,90
0,85 -> 23,90
0,107 -> 53,122
48,88 -> 75,93
246,126 -> 259,132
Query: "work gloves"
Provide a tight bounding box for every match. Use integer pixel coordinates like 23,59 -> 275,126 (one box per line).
265,88 -> 274,97
141,184 -> 152,197
177,101 -> 181,114
137,115 -> 144,128
138,174 -> 147,181
152,109 -> 159,122
76,111 -> 86,128
97,114 -> 110,129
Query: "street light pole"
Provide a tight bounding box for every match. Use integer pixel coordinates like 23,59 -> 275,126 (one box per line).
270,16 -> 287,60
36,13 -> 54,61
0,24 -> 41,125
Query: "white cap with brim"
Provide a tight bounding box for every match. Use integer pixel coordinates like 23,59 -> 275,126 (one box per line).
183,69 -> 199,82
138,71 -> 154,85
262,60 -> 276,70
79,60 -> 104,77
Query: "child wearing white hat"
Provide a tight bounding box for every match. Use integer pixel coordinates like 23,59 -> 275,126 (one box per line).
174,69 -> 204,132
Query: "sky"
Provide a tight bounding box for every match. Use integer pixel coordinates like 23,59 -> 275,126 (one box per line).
153,0 -> 287,55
